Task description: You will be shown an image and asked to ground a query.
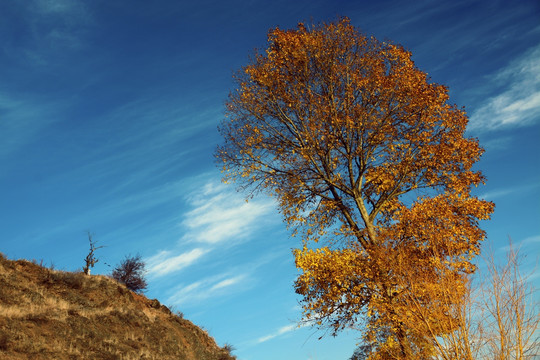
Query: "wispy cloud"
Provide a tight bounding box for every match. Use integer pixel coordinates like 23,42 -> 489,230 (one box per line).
479,136 -> 513,151
50,98 -> 221,196
141,177 -> 278,279
499,235 -> 540,252
517,235 -> 540,248
209,275 -> 245,291
33,0 -> 84,14
0,93 -> 64,160
256,324 -> 298,343
478,183 -> 540,201
167,273 -> 249,306
146,248 -> 209,278
0,1 -> 95,160
520,235 -> 540,247
181,181 -> 276,244
6,0 -> 94,65
478,188 -> 518,201
469,45 -> 540,131
159,225 -> 286,307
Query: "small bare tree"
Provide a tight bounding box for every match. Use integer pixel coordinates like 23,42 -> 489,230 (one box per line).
479,240 -> 539,360
82,232 -> 104,275
112,254 -> 148,293
412,238 -> 539,360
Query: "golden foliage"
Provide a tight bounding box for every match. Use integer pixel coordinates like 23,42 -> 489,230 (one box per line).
217,18 -> 494,358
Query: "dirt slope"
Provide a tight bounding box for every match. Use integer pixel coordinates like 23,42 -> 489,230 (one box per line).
0,253 -> 235,360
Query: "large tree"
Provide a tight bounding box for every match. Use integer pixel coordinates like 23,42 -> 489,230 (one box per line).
217,18 -> 493,359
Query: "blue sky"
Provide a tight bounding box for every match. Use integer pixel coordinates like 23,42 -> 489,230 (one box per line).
0,1 -> 539,359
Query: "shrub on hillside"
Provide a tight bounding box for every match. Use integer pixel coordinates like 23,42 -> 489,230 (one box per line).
111,254 -> 147,293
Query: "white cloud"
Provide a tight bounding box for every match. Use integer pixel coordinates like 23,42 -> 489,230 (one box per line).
0,93 -> 63,159
499,235 -> 540,253
181,181 -> 276,244
31,0 -> 91,24
210,275 -> 244,291
478,188 -> 518,201
146,248 -> 209,278
469,45 -> 540,131
479,136 -> 513,151
136,177 -> 280,293
478,183 -> 540,201
520,235 -> 540,246
256,324 -> 298,343
34,0 -> 80,14
167,273 -> 249,306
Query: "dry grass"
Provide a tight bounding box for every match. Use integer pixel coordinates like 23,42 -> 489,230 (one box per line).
0,253 -> 236,360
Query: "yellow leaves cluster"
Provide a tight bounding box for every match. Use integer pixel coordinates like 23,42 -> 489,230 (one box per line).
294,246 -> 372,332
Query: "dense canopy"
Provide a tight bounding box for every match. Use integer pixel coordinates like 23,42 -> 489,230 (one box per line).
217,18 -> 494,358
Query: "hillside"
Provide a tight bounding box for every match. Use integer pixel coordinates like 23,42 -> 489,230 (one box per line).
0,253 -> 236,360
